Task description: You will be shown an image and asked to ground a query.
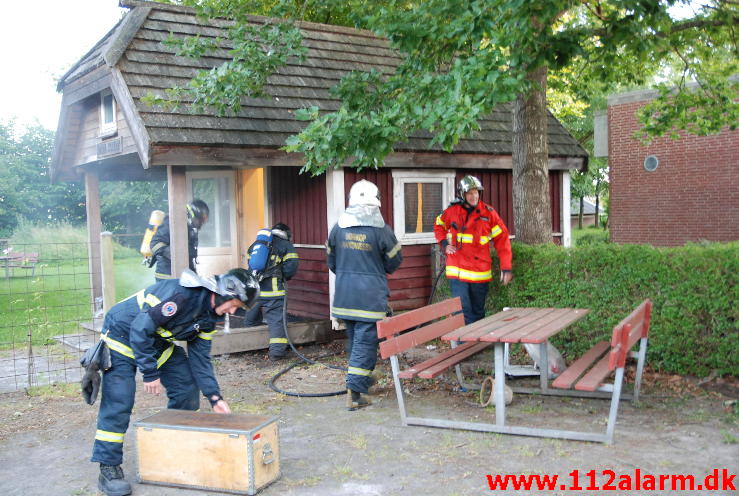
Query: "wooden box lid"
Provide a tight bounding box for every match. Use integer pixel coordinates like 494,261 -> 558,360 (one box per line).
135,410 -> 275,435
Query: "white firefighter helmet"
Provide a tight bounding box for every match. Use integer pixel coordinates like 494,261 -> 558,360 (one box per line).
348,179 -> 381,207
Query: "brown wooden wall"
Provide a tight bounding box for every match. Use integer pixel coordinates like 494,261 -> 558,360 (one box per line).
388,244 -> 434,312
456,169 -> 563,241
286,247 -> 330,320
70,94 -> 137,169
270,167 -> 327,245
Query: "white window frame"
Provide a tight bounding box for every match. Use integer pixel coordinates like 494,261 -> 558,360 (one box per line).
99,90 -> 117,137
392,170 -> 455,244
186,170 -> 238,253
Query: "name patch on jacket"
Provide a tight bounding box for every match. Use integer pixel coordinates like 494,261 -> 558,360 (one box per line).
341,232 -> 372,251
148,294 -> 186,326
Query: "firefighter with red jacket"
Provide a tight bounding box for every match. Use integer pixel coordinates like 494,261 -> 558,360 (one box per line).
434,175 -> 513,324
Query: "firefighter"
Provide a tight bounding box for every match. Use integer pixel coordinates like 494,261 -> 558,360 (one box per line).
243,222 -> 300,360
91,268 -> 259,496
150,199 -> 209,281
327,180 -> 403,411
434,175 -> 513,325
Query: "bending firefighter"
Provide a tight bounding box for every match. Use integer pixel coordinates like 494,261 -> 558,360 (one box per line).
90,268 -> 259,496
434,175 -> 512,325
244,223 -> 300,360
149,199 -> 209,281
327,180 -> 402,411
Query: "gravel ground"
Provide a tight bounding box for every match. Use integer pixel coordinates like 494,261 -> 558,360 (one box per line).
0,342 -> 737,496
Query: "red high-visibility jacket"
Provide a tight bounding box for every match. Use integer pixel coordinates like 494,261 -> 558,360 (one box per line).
433,200 -> 512,283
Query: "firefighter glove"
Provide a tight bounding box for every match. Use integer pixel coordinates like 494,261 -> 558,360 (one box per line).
81,366 -> 102,405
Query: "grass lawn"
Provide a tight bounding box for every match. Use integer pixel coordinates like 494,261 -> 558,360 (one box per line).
0,256 -> 155,347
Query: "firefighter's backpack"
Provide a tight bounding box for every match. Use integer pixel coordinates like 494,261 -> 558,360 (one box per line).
247,228 -> 273,275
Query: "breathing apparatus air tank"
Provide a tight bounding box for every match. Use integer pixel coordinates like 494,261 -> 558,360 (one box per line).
140,210 -> 165,258
247,228 -> 273,277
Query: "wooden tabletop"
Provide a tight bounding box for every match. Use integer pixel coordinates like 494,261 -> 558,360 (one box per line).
441,307 -> 589,344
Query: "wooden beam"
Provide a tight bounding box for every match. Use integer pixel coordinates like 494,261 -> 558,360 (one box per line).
85,171 -> 103,315
151,145 -> 305,168
167,166 -> 189,277
111,68 -> 151,168
104,6 -> 151,67
151,145 -> 585,171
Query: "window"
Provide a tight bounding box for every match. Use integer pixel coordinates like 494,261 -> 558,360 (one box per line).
189,173 -> 235,249
99,90 -> 117,136
392,170 -> 455,244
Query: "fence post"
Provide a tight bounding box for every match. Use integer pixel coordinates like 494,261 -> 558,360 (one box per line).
100,232 -> 116,314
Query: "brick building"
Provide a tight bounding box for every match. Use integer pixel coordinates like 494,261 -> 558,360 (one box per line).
596,89 -> 738,246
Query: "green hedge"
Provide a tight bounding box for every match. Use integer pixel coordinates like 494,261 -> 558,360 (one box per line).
479,241 -> 738,376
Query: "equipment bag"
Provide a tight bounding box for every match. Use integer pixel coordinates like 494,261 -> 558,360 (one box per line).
247,228 -> 273,275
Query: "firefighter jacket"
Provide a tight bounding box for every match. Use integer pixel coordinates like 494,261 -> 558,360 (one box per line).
327,224 -> 403,322
101,279 -> 221,398
150,216 -> 199,278
246,235 -> 299,299
434,200 -> 512,283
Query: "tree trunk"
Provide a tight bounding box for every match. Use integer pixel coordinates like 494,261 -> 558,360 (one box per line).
578,196 -> 584,229
512,65 -> 551,244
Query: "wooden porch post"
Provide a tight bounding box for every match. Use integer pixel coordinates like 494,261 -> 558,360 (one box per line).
167,165 -> 189,277
85,171 -> 103,316
325,168 -> 345,330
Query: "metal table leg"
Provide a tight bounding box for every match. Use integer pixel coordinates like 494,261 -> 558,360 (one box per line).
494,342 -> 505,426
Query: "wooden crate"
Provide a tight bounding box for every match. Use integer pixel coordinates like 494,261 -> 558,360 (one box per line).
134,410 -> 280,495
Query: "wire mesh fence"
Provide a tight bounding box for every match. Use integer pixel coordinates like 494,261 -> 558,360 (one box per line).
0,234 -> 152,393
0,239 -> 96,392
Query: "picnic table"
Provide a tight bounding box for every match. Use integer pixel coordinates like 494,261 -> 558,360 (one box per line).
442,307 -> 589,430
1,252 -> 39,278
381,298 -> 651,443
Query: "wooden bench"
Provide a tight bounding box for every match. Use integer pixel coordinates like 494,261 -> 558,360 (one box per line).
551,299 -> 652,443
376,297 -> 492,426
3,251 -> 39,278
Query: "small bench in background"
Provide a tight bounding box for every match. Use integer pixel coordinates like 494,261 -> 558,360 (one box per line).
2,252 -> 39,278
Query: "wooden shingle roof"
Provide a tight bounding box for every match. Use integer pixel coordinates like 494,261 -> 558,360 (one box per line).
57,0 -> 587,169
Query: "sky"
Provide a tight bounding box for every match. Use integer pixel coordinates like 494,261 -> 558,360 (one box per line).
0,0 -> 124,131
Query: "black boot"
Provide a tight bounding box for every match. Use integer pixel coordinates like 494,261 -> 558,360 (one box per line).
346,389 -> 371,411
99,464 -> 132,496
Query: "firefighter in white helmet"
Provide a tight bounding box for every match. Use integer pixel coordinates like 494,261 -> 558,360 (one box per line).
327,180 -> 402,410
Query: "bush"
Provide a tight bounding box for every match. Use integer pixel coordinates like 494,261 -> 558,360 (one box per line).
483,241 -> 738,376
574,228 -> 609,246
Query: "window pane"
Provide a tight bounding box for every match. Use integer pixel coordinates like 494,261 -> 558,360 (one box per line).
403,182 -> 442,234
192,177 -> 232,248
102,94 -> 114,124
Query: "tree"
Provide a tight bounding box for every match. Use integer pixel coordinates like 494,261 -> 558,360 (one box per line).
0,121 -> 86,236
160,0 -> 738,244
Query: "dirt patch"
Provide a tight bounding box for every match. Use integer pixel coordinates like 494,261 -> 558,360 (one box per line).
1,342 -> 737,496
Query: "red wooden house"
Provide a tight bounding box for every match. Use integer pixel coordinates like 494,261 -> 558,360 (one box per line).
51,0 -> 588,321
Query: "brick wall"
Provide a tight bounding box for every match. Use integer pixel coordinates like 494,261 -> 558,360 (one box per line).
608,96 -> 739,246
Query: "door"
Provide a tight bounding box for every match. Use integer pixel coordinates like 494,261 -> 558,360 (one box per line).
187,171 -> 238,276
